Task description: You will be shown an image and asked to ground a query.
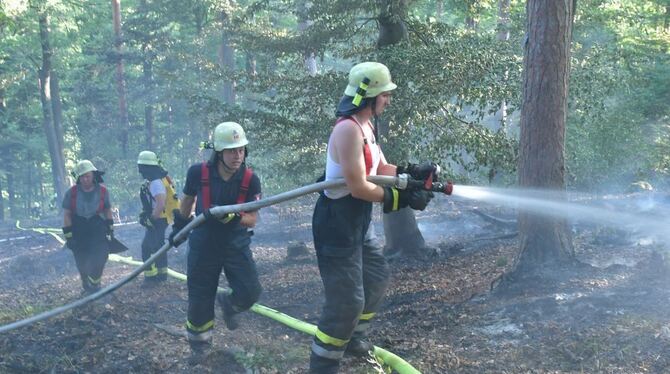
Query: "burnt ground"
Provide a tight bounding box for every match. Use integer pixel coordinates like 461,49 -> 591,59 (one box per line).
1,194 -> 670,373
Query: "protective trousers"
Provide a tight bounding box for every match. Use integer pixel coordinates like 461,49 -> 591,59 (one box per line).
310,194 -> 390,372
141,218 -> 168,279
71,215 -> 109,292
185,227 -> 262,341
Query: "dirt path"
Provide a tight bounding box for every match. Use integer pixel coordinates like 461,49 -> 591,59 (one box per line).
1,196 -> 669,373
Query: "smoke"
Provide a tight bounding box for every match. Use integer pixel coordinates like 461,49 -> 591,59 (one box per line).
452,185 -> 670,247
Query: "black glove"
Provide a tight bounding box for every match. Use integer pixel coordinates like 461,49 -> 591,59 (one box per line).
62,226 -> 76,249
138,211 -> 153,228
407,189 -> 434,211
383,187 -> 434,213
397,162 -> 438,181
169,209 -> 192,247
382,187 -> 410,213
220,212 -> 242,225
105,218 -> 115,242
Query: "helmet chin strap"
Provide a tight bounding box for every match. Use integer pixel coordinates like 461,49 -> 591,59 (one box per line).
371,99 -> 380,141
218,151 -> 241,174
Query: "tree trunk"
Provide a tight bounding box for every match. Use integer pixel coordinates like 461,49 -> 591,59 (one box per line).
143,49 -> 154,149
514,0 -> 575,275
376,0 -> 429,257
7,172 -> 16,219
219,9 -> 235,105
50,72 -> 65,154
112,0 -> 130,155
0,89 -> 4,220
38,12 -> 67,205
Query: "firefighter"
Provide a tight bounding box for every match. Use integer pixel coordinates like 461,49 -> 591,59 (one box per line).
61,160 -> 115,294
169,122 -> 262,361
310,62 -> 434,373
137,150 -> 177,285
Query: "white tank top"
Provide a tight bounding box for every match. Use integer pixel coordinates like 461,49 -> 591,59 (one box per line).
324,117 -> 381,199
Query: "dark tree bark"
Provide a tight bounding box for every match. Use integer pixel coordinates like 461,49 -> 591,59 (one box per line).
514,0 -> 576,275
0,88 -> 4,220
38,12 -> 67,204
219,9 -> 235,105
112,0 -> 130,155
49,72 -> 65,154
376,0 -> 429,257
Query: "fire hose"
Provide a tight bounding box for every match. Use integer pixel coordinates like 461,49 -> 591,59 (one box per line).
2,174 -> 453,373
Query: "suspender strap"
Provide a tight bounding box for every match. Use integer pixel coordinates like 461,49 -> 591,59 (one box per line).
335,116 -> 373,176
70,186 -> 77,212
69,185 -> 106,214
98,185 -> 107,213
201,162 -> 210,210
236,168 -> 254,204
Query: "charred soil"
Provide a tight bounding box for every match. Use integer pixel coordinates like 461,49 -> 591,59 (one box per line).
1,196 -> 669,373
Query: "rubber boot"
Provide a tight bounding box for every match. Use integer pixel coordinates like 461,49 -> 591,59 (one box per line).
217,293 -> 239,330
344,337 -> 374,357
187,339 -> 211,366
309,352 -> 340,374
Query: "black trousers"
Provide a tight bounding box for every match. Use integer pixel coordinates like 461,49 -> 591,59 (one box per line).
185,226 -> 262,337
310,194 -> 390,363
71,216 -> 109,291
141,218 -> 168,277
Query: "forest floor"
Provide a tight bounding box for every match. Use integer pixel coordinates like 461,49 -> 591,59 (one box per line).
1,193 -> 670,373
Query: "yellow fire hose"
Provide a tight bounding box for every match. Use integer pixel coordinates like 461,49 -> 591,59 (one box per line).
8,175 -> 425,373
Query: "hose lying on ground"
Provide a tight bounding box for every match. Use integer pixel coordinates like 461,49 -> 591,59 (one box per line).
3,175 -> 421,373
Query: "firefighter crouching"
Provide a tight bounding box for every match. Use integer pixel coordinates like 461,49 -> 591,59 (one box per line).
137,150 -> 179,285
61,160 -> 115,294
169,121 -> 262,361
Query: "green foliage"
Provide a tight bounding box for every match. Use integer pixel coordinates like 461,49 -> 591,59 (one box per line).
1,0 -> 669,217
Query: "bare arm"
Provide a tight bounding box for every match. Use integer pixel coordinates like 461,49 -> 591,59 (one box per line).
104,208 -> 113,220
333,120 -> 385,202
179,194 -> 196,218
377,149 -> 397,176
152,194 -> 166,219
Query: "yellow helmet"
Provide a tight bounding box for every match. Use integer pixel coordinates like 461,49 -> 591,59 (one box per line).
137,150 -> 159,166
343,62 -> 397,99
74,160 -> 97,179
213,122 -> 248,151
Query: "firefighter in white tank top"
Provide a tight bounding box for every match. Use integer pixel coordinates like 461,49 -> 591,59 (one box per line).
309,62 -> 434,373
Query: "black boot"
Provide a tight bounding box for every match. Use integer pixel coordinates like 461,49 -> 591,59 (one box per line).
187,339 -> 211,366
217,293 -> 239,330
309,352 -> 340,374
344,337 -> 374,356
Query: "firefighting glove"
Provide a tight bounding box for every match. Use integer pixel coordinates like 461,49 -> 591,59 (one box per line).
408,190 -> 434,211
62,226 -> 76,249
169,209 -> 192,247
220,212 -> 242,225
382,187 -> 410,213
383,187 -> 435,213
105,218 -> 115,242
397,162 -> 438,182
138,211 -> 153,228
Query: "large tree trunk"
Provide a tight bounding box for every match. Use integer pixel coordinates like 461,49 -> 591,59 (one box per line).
514,0 -> 575,275
219,9 -> 235,105
376,0 -> 429,257
38,12 -> 67,205
112,0 -> 130,155
49,72 -> 65,154
0,89 -> 4,221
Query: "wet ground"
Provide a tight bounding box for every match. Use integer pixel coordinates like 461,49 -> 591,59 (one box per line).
1,194 -> 670,373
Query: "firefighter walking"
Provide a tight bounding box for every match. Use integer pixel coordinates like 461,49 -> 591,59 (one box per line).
169,122 -> 262,361
310,62 -> 434,373
61,160 -> 116,294
137,150 -> 178,285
